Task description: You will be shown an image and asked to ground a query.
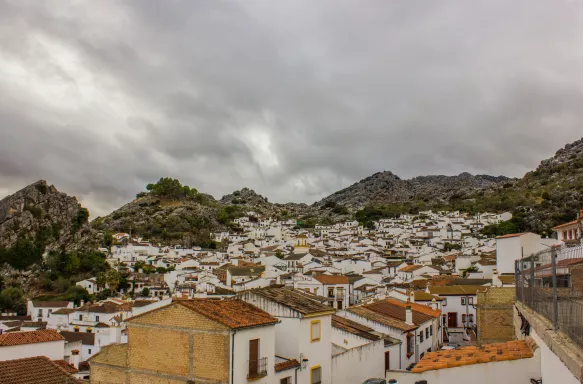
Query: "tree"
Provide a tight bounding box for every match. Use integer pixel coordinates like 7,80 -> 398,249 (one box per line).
66,286 -> 90,306
141,287 -> 150,297
96,288 -> 114,301
0,287 -> 26,315
274,250 -> 285,259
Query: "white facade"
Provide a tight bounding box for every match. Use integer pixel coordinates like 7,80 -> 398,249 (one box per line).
231,324 -> 276,384
0,340 -> 64,361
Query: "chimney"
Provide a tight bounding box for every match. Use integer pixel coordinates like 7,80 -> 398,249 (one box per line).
405,305 -> 413,325
431,298 -> 438,311
70,350 -> 80,369
409,291 -> 415,303
492,269 -> 499,287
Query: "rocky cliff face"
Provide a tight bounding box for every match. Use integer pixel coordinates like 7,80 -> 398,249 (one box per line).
0,180 -> 97,252
317,171 -> 510,209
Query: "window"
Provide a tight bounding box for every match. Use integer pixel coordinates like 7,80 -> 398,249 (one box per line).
442,298 -> 447,306
328,288 -> 335,298
469,314 -> 474,323
430,325 -> 433,336
469,297 -> 474,305
406,334 -> 414,357
311,320 -> 321,342
47,309 -> 52,317
419,330 -> 424,342
95,316 -> 99,322
384,351 -> 390,371
461,297 -> 467,305
88,349 -> 92,354
311,366 -> 322,384
425,328 -> 429,339
37,309 -> 42,318
462,314 -> 467,324
281,378 -> 292,384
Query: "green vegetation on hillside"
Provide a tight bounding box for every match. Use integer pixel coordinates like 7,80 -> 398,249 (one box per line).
145,177 -> 198,199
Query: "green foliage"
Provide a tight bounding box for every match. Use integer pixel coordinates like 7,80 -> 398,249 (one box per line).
65,286 -> 90,306
141,287 -> 150,297
97,288 -> 115,301
72,207 -> 90,232
443,242 -> 462,252
275,250 -> 284,259
45,250 -> 109,279
463,266 -> 479,278
102,231 -> 113,249
0,238 -> 42,270
0,287 -> 26,315
218,205 -> 244,225
482,216 -> 528,237
297,218 -> 318,228
145,177 -> 198,199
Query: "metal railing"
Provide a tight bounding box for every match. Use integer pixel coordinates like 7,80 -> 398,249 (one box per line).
516,244 -> 583,349
247,357 -> 268,379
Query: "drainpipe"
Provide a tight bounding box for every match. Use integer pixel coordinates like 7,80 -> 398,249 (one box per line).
231,330 -> 237,384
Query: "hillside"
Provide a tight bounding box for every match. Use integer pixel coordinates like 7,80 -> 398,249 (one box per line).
0,180 -> 97,254
453,138 -> 583,235
317,171 -> 510,209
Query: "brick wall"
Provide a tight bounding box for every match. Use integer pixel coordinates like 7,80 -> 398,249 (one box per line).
91,303 -> 232,384
477,287 -> 516,344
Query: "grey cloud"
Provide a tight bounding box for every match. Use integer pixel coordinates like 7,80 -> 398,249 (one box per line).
1,0 -> 583,217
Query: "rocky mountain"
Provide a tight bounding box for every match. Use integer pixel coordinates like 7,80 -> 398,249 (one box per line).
317,171 -> 510,209
0,180 -> 97,253
456,137 -> 583,235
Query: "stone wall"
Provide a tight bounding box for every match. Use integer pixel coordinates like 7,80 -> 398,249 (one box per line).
476,287 -> 516,344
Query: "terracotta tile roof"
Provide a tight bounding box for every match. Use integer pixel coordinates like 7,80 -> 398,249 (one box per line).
412,339 -> 536,373
496,232 -> 528,239
0,356 -> 82,384
174,299 -> 278,329
399,264 -> 424,272
60,331 -> 96,346
384,298 -> 441,319
552,219 -> 580,230
332,315 -> 380,341
274,358 -> 301,372
346,306 -> 417,332
0,329 -> 64,346
21,321 -> 47,329
31,301 -> 71,308
413,291 -> 445,302
428,285 -> 488,296
313,275 -> 349,284
52,360 -> 78,374
52,308 -> 76,315
245,287 -> 336,316
78,302 -> 131,313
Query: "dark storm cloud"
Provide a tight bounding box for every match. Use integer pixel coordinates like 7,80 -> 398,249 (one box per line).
1,0 -> 583,216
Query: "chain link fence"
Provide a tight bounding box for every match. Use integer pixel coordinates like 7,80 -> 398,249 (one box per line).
516,244 -> 583,348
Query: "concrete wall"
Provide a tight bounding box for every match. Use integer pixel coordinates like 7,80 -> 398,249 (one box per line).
531,328 -> 579,384
0,340 -> 64,360
387,352 -> 540,384
331,340 -> 384,384
233,325 -> 276,384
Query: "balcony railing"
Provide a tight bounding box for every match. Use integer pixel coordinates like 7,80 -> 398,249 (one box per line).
247,357 -> 268,379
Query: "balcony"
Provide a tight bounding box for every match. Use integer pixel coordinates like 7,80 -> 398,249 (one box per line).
247,357 -> 268,380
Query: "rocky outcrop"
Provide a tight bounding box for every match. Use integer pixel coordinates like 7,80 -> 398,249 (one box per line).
0,180 -> 97,252
316,171 -> 510,209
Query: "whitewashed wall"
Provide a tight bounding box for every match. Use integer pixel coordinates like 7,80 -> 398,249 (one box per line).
331,340 -> 384,384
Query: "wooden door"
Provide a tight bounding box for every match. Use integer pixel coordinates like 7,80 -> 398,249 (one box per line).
384,351 -> 390,371
249,339 -> 259,376
447,312 -> 457,328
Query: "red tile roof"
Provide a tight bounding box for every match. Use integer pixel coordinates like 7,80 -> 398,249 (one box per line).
274,358 -> 301,372
313,275 -> 349,284
496,232 -> 528,239
30,301 -> 71,308
552,219 -> 580,230
52,360 -> 78,374
0,330 -> 65,347
173,299 -> 279,329
0,356 -> 82,383
412,339 -> 535,373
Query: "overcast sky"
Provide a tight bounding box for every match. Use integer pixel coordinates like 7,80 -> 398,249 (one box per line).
1,0 -> 583,217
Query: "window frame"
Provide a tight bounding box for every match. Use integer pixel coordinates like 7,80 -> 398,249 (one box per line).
310,365 -> 322,384
280,377 -> 292,384
461,297 -> 466,305
419,330 -> 424,342
310,320 -> 321,343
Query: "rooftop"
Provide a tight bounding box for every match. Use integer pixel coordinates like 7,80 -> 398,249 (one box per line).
412,339 -> 536,373
332,315 -> 380,341
60,331 -> 96,346
175,299 -> 278,329
0,356 -> 82,384
0,330 -> 64,347
245,286 -> 335,316
313,274 -> 349,285
428,285 -> 488,296
30,301 -> 71,308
